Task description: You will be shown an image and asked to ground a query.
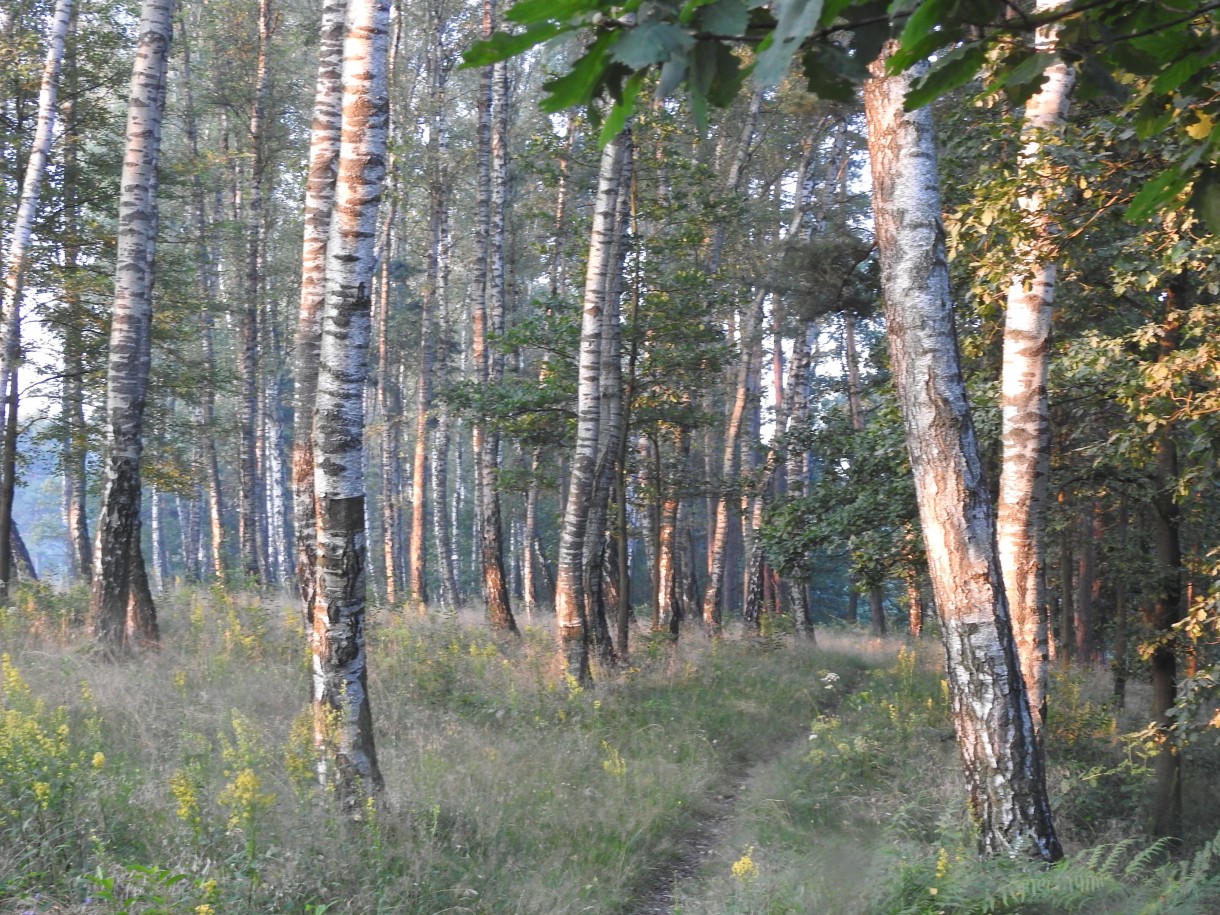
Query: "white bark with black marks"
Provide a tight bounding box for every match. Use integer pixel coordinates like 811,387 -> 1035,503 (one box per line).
864,45 -> 1060,861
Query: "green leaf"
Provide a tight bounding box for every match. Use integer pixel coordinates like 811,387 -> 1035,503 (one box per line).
506,0 -> 604,25
1188,166 -> 1220,236
1126,166 -> 1190,224
904,42 -> 985,110
801,44 -> 861,102
890,0 -> 947,72
702,40 -> 748,106
599,71 -> 646,143
463,23 -> 566,68
754,0 -> 824,86
610,20 -> 695,68
1151,46 -> 1220,96
694,0 -> 750,36
541,31 -> 618,112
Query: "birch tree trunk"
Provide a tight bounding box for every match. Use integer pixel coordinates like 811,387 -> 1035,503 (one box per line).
311,0 -> 390,802
88,0 -> 174,656
554,133 -> 625,683
0,0 -> 73,600
863,46 -> 1060,861
996,0 -> 1074,731
293,0 -> 347,616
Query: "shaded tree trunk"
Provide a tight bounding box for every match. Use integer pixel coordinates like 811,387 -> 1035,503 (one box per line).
88,0 -> 174,655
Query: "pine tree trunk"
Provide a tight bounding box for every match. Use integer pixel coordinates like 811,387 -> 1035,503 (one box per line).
864,45 -> 1060,861
0,0 -> 73,600
293,0 -> 347,617
554,133 -> 625,683
703,288 -> 764,635
88,0 -> 174,656
311,0 -> 390,803
996,0 -> 1074,732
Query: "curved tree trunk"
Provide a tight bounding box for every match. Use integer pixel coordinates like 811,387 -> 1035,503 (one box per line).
996,0 -> 1074,732
311,0 -> 390,803
88,0 -> 174,656
554,133 -> 625,683
864,45 -> 1060,861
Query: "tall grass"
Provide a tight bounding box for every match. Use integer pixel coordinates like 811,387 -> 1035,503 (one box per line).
2,586 -> 1218,914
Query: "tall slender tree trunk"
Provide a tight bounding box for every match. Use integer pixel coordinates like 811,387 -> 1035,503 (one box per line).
293,0 -> 347,616
311,0 -> 390,802
1147,282 -> 1186,840
554,133 -> 625,683
87,0 -> 175,655
996,0 -> 1074,732
235,0 -> 272,585
0,0 -> 73,601
703,289 -> 764,635
863,45 -> 1060,861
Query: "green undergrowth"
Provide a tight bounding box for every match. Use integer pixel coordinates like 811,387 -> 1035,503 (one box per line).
2,586 -> 1219,914
665,648 -> 1220,914
0,585 -> 861,914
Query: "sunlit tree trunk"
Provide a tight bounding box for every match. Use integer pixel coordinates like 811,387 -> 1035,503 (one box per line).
996,0 -> 1074,732
293,0 -> 346,616
0,0 -> 73,601
864,45 -> 1060,861
554,133 -> 625,683
311,0 -> 390,802
88,0 -> 174,655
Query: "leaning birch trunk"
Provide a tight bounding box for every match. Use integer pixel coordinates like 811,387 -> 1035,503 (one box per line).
293,0 -> 347,616
554,133 -> 624,684
996,0 -> 1074,732
863,45 -> 1061,861
311,0 -> 389,802
88,0 -> 174,655
0,0 -> 73,600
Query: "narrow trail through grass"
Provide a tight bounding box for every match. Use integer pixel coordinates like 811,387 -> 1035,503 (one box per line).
629,652 -> 871,915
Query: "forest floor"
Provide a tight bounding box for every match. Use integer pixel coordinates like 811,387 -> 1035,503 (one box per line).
2,585 -> 1220,913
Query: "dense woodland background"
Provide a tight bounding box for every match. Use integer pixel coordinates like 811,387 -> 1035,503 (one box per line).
3,0 -> 1220,911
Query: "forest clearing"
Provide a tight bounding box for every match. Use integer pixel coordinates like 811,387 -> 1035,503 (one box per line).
4,0 -> 1220,911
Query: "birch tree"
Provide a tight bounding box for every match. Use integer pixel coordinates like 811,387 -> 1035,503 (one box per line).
0,0 -> 73,601
292,0 -> 347,615
863,46 -> 1060,860
996,0 -> 1074,731
88,0 -> 175,655
554,132 -> 626,683
310,0 -> 390,800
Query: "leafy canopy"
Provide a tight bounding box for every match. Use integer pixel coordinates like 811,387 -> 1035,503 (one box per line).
465,0 -> 1220,227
